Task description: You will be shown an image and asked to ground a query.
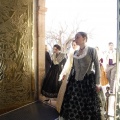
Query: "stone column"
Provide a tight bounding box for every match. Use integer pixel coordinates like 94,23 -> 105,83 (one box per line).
37,0 -> 47,100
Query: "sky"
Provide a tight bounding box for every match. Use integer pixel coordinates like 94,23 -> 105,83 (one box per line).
45,0 -> 117,51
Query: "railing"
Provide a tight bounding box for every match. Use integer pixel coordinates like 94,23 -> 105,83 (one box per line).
104,86 -> 115,120
105,86 -> 110,120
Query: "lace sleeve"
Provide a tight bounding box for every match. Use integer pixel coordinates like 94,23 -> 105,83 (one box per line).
58,48 -> 74,81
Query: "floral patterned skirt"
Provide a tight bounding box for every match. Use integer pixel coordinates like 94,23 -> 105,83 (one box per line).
60,72 -> 101,120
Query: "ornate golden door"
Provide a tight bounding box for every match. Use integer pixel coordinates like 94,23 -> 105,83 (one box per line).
0,0 -> 37,114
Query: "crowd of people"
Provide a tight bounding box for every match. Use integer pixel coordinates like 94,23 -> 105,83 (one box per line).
41,32 -> 116,120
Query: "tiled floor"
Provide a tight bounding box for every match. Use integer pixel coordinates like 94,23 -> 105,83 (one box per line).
0,101 -> 59,120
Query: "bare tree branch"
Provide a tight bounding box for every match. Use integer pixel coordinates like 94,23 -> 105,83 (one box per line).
46,19 -> 94,52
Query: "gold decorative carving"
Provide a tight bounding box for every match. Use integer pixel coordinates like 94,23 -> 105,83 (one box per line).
0,0 -> 35,113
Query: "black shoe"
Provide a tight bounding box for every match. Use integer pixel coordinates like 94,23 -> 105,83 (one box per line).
43,99 -> 51,104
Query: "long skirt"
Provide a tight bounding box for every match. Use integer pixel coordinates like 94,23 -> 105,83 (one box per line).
56,78 -> 68,113
60,72 -> 101,120
100,65 -> 108,86
41,64 -> 62,98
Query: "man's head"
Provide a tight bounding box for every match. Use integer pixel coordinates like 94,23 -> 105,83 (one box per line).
108,42 -> 114,50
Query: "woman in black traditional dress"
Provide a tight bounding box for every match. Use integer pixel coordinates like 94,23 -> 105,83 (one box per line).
59,32 -> 102,120
41,44 -> 66,98
45,45 -> 52,76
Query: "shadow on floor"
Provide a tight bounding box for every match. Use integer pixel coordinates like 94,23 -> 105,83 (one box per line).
0,101 -> 59,120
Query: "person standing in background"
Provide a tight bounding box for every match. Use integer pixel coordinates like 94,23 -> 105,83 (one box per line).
41,44 -> 66,100
95,46 -> 108,86
105,42 -> 116,93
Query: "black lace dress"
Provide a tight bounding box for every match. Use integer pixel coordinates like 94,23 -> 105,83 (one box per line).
41,53 -> 66,98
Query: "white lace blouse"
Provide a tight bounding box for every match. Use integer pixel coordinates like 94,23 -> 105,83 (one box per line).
59,46 -> 100,85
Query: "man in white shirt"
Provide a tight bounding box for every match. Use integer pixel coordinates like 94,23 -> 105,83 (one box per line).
105,42 -> 116,93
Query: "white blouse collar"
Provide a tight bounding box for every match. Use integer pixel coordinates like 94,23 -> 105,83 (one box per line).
73,46 -> 88,59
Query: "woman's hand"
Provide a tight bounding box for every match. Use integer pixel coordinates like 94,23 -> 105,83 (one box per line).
96,85 -> 102,92
62,75 -> 66,80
